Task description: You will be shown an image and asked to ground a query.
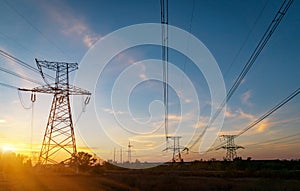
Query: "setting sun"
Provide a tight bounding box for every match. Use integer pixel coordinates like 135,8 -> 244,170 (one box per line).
1,144 -> 17,152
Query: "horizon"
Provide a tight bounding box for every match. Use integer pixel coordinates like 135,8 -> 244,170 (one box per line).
0,0 -> 299,164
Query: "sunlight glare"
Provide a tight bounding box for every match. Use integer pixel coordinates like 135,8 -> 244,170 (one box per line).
2,145 -> 17,152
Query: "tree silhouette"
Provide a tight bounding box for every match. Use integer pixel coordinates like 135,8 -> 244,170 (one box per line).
73,152 -> 97,171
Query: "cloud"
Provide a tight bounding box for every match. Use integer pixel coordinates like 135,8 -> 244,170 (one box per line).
102,108 -> 126,115
225,108 -> 237,118
43,2 -> 101,48
255,116 -> 300,134
184,99 -> 192,103
167,114 -> 182,121
83,34 -> 100,48
132,134 -> 167,139
194,116 -> 209,129
238,109 -> 255,120
256,118 -> 271,133
241,90 -> 252,106
139,73 -> 147,80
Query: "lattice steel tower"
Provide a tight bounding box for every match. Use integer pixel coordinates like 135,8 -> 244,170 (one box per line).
19,59 -> 91,165
127,141 -> 133,163
216,135 -> 244,161
164,136 -> 188,162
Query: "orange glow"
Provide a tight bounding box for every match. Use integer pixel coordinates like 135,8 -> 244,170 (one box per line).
257,119 -> 271,133
2,144 -> 17,152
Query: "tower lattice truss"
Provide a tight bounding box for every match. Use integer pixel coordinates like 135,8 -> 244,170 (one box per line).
19,59 -> 91,165
164,136 -> 188,162
217,135 -> 244,161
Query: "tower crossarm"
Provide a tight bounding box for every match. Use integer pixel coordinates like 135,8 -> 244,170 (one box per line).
36,59 -> 78,71
19,84 -> 91,95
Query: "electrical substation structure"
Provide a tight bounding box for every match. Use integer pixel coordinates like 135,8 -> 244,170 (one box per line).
19,59 -> 91,165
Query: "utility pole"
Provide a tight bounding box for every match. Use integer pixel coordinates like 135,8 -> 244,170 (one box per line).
216,135 -> 244,161
19,59 -> 91,165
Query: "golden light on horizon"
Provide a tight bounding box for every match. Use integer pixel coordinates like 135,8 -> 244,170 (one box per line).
1,144 -> 17,152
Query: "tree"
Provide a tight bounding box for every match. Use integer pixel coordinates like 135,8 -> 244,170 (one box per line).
72,152 -> 97,171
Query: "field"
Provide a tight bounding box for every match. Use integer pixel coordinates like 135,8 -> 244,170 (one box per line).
1,158 -> 300,191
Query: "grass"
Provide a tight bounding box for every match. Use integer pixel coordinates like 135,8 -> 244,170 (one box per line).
1,153 -> 300,191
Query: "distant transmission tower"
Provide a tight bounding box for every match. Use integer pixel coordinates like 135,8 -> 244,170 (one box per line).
216,135 -> 244,161
19,59 -> 91,165
164,136 -> 187,162
127,141 -> 133,163
120,147 -> 123,164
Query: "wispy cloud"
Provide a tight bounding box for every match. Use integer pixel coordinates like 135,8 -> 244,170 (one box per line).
241,90 -> 252,106
256,118 -> 271,133
167,114 -> 182,121
194,116 -> 209,129
139,73 -> 147,80
184,98 -> 192,103
102,108 -> 126,115
238,109 -> 255,120
225,107 -> 237,118
43,2 -> 100,48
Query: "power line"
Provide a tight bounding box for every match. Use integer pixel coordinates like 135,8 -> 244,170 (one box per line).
209,87 -> 300,151
236,88 -> 300,137
0,82 -> 18,89
0,65 -> 43,85
245,132 -> 300,147
161,0 -> 169,141
223,0 -> 269,78
2,0 -> 73,61
0,49 -> 54,80
0,49 -> 39,73
0,31 -> 39,58
188,0 -> 294,150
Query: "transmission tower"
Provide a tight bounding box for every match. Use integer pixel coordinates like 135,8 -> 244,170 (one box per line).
120,147 -> 123,164
163,136 -> 188,162
127,141 -> 133,163
19,59 -> 91,165
216,135 -> 244,161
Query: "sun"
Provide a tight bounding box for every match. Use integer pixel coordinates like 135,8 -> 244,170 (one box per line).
2,145 -> 17,152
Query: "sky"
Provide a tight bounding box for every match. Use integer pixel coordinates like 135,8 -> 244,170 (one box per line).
0,0 -> 299,163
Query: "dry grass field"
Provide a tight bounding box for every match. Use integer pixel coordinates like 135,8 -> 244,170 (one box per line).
1,166 -> 300,191
1,152 -> 300,191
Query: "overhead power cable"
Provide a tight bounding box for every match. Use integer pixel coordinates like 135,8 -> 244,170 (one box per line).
236,87 -> 300,137
0,49 -> 54,80
161,0 -> 169,141
3,0 -> 72,60
224,0 -> 269,78
0,82 -> 18,89
188,0 -> 294,150
209,87 -> 300,152
245,132 -> 300,147
0,49 -> 38,73
0,66 -> 43,85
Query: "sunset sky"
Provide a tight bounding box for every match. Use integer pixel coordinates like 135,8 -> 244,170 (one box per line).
0,0 -> 299,163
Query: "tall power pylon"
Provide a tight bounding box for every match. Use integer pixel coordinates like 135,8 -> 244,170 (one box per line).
216,135 -> 244,161
19,59 -> 91,165
160,0 -> 186,162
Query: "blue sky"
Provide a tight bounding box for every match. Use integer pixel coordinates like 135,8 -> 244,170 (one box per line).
0,0 -> 299,163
